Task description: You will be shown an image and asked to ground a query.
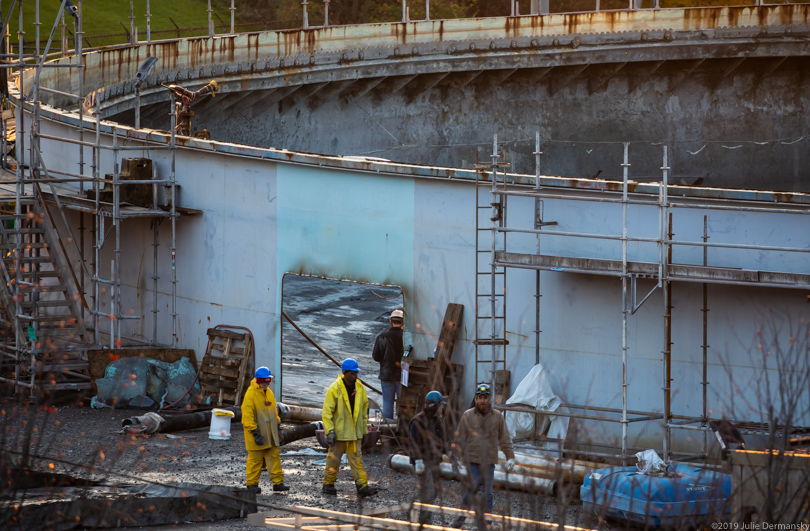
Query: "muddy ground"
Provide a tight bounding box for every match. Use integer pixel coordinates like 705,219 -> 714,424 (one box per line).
1,276 -> 596,530
1,405 -> 594,530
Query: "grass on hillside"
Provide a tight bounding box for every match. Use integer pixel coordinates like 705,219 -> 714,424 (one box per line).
3,0 -> 291,51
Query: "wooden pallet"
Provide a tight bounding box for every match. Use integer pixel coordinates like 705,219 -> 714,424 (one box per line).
396,358 -> 463,435
199,328 -> 252,407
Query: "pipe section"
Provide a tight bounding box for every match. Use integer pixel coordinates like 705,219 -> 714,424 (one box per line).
278,403 -> 323,422
387,454 -> 556,494
498,450 -> 598,484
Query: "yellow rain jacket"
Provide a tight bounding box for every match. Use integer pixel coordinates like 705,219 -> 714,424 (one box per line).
241,378 -> 280,451
322,374 -> 368,441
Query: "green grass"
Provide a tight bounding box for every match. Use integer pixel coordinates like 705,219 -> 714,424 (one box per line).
5,0 -> 258,51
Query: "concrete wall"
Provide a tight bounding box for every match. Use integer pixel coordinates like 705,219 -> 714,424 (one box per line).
26,6 -> 810,192
182,57 -> 810,192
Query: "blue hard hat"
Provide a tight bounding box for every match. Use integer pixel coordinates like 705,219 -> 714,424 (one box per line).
475,383 -> 491,396
341,358 -> 360,372
255,366 -> 272,379
425,390 -> 445,405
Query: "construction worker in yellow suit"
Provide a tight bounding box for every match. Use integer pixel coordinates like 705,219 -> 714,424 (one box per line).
242,366 -> 290,494
321,358 -> 378,498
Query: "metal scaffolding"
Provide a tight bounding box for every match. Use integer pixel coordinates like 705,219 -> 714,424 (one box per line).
0,0 -> 181,396
477,133 -> 810,464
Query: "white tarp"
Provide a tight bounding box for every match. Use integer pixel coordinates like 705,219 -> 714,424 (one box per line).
504,363 -> 570,448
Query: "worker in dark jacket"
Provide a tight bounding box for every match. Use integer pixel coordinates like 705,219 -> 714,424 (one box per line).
450,383 -> 515,528
409,390 -> 448,525
371,308 -> 404,420
241,366 -> 290,494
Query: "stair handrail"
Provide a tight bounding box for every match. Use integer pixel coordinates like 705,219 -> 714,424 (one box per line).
32,183 -> 92,345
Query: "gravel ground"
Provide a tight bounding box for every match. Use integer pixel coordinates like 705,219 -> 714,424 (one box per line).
1,405 -> 595,530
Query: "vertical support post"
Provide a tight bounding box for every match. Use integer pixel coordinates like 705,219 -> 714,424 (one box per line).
14,0 -> 25,371
621,142 -> 630,465
534,131 -> 542,368
489,134 -> 499,398
135,86 -> 141,130
93,106 -> 101,345
402,0 -> 406,22
596,0 -> 600,11
302,0 -> 309,29
35,0 -> 41,56
661,146 -> 672,461
60,5 -> 67,56
426,0 -> 429,20
109,260 -> 114,349
324,0 -> 329,27
540,0 -> 549,14
129,0 -> 135,44
230,0 -> 235,34
146,0 -> 152,42
208,0 -> 214,37
701,215 -> 709,461
170,94 -> 178,345
77,0 -> 84,185
152,219 -> 160,345
76,1 -> 85,321
113,129 -> 122,346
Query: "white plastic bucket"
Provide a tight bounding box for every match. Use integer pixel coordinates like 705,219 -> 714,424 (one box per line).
209,408 -> 235,440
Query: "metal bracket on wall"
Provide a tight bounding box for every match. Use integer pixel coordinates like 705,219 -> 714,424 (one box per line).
630,273 -> 659,315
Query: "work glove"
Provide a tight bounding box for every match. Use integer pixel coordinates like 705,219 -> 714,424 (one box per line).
414,459 -> 426,476
505,458 -> 516,473
251,428 -> 265,446
326,430 -> 336,447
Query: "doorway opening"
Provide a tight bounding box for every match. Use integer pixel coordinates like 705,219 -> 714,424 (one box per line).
280,275 -> 403,408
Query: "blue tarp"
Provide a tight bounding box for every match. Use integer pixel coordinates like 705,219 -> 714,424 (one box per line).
92,356 -> 201,409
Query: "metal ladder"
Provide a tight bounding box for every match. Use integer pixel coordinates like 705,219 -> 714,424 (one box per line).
473,139 -> 509,395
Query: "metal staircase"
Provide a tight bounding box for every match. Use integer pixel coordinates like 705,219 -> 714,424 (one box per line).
0,192 -> 93,395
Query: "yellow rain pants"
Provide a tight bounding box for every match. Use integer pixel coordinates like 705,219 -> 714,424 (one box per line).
322,439 -> 367,488
246,446 -> 284,486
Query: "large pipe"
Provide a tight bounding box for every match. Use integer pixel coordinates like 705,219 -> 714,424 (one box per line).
157,407 -> 241,433
278,403 -> 322,422
387,454 -> 556,495
497,450 -> 598,484
153,403 -> 322,438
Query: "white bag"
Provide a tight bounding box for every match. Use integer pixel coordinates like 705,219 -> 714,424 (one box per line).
504,363 -> 569,445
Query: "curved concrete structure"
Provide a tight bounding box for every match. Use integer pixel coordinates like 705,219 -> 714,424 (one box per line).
12,7 -> 810,455
31,5 -> 810,191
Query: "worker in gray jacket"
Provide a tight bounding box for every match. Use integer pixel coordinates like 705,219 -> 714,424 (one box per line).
450,382 -> 515,528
